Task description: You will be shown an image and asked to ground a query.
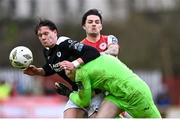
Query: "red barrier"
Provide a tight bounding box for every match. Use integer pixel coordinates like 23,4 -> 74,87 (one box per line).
164,76 -> 180,105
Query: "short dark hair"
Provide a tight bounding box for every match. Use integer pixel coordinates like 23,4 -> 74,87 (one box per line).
81,9 -> 102,26
35,19 -> 58,35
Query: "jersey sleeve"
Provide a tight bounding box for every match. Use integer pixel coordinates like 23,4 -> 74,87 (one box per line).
104,35 -> 120,56
69,69 -> 92,108
62,39 -> 100,64
42,63 -> 55,76
107,35 -> 119,45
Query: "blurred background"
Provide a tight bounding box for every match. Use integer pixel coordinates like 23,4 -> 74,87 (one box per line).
0,0 -> 180,118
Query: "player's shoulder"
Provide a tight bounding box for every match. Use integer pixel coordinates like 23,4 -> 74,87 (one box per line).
101,35 -> 108,39
101,35 -> 117,39
81,38 -> 87,43
107,35 -> 119,44
56,36 -> 71,45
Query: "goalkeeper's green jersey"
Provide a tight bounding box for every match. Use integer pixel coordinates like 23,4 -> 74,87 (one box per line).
69,54 -> 161,118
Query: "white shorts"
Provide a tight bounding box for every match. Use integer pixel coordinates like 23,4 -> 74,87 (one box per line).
64,93 -> 104,117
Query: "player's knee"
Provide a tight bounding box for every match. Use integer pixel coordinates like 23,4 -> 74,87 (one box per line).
64,108 -> 87,118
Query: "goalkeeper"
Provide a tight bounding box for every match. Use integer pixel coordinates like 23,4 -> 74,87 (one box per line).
62,54 -> 161,118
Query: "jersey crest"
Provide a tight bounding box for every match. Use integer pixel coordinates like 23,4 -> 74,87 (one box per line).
56,51 -> 61,57
99,42 -> 107,50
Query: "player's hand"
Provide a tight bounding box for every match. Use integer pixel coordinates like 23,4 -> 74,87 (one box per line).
23,65 -> 45,76
65,69 -> 76,81
54,82 -> 72,97
23,65 -> 37,75
59,60 -> 75,71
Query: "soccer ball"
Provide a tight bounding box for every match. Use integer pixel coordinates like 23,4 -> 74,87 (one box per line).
9,46 -> 33,69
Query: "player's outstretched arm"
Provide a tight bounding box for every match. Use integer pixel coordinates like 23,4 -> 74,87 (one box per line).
69,70 -> 92,108
23,65 -> 45,76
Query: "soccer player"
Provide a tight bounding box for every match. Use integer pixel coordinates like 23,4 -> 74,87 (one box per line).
23,19 -> 100,117
81,8 -> 120,117
81,9 -> 119,56
64,54 -> 161,118
62,9 -> 120,118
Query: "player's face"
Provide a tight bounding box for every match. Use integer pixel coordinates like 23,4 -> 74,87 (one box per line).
37,26 -> 57,48
83,15 -> 102,37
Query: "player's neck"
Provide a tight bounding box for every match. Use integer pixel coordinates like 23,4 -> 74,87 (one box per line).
86,34 -> 101,42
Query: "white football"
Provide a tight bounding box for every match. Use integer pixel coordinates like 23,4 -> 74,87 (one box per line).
9,46 -> 33,69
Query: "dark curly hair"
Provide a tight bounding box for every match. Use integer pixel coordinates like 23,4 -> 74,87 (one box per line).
35,19 -> 58,35
81,9 -> 102,26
